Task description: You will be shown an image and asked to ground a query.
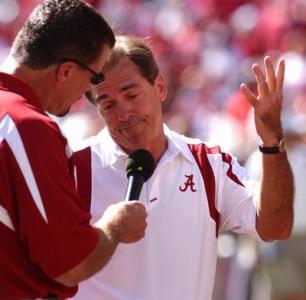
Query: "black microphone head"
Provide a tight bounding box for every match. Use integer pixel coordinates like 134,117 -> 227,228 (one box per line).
125,149 -> 155,182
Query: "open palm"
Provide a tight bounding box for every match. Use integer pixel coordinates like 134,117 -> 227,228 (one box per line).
241,56 -> 285,146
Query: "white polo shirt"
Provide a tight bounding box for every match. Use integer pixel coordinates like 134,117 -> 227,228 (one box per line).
73,125 -> 260,300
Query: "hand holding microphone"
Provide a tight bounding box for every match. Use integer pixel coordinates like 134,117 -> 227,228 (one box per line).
98,201 -> 148,243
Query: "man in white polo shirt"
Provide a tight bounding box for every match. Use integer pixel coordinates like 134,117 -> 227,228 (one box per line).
73,35 -> 294,300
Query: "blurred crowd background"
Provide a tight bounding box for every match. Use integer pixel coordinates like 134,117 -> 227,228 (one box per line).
1,0 -> 306,299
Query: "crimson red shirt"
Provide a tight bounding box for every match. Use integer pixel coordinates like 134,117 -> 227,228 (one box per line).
0,72 -> 98,299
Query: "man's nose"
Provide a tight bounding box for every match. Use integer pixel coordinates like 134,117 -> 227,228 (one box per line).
117,104 -> 131,121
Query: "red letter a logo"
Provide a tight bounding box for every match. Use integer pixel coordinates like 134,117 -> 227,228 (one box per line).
179,174 -> 197,192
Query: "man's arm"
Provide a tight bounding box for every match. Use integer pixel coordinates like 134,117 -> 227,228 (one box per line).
256,152 -> 294,240
54,201 -> 147,286
241,56 -> 294,241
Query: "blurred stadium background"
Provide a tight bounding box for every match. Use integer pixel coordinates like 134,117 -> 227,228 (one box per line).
1,1 -> 306,299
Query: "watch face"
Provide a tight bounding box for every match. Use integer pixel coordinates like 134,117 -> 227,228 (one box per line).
279,138 -> 286,153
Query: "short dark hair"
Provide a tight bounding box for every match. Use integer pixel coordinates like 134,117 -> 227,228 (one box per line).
11,0 -> 115,69
86,35 -> 159,104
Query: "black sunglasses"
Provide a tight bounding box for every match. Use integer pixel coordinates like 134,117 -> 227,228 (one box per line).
62,58 -> 105,85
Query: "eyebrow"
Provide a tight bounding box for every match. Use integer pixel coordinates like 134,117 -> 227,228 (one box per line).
95,83 -> 141,101
120,83 -> 140,92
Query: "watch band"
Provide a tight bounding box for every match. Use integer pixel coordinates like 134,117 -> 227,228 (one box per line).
258,138 -> 286,154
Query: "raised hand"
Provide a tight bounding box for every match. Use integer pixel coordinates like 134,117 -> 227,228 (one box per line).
240,56 -> 285,146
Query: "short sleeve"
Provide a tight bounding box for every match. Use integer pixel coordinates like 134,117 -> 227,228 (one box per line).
8,115 -> 98,278
214,153 -> 262,240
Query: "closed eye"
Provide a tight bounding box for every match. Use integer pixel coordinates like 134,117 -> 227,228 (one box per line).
99,101 -> 114,112
127,94 -> 138,99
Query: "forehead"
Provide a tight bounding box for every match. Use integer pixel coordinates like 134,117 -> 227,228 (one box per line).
100,58 -> 142,87
90,58 -> 145,101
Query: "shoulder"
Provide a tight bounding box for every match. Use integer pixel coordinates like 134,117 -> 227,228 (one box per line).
72,133 -> 101,166
73,128 -> 115,165
73,135 -> 100,152
72,130 -> 105,172
165,126 -> 223,158
165,127 -> 242,176
16,113 -> 66,152
1,92 -> 61,137
1,112 -> 66,157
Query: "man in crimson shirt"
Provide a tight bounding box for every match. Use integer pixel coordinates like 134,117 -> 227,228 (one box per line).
0,1 -> 147,299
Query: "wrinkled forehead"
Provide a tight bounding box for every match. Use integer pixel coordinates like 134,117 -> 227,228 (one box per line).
88,58 -> 143,102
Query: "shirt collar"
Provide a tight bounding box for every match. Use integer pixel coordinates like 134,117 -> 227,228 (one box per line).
95,124 -> 195,168
163,124 -> 196,164
0,72 -> 41,109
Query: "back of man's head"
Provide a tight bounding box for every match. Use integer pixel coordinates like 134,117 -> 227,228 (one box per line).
11,0 -> 115,69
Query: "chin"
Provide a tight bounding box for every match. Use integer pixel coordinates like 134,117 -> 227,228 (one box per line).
55,108 -> 70,117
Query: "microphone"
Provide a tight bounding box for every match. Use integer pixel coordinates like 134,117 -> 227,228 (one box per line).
124,149 -> 155,201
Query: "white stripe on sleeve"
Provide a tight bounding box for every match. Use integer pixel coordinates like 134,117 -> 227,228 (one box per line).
0,204 -> 15,231
0,114 -> 48,223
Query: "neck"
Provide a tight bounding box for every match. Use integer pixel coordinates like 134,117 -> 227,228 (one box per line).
122,128 -> 168,165
0,55 -> 54,111
150,133 -> 168,164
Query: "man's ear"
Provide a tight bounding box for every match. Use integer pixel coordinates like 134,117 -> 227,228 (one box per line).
154,74 -> 167,103
55,61 -> 75,82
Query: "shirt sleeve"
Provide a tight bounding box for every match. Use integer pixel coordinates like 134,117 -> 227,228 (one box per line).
214,152 -> 262,240
11,115 -> 98,279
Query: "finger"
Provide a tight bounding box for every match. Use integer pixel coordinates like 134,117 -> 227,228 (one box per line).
253,63 -> 269,97
265,56 -> 276,92
131,202 -> 146,211
130,202 -> 147,217
127,201 -> 143,208
276,58 -> 285,95
240,83 -> 258,107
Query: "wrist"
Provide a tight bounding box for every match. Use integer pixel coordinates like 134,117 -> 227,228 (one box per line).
261,137 -> 282,147
260,131 -> 284,146
259,137 -> 286,154
95,220 -> 119,244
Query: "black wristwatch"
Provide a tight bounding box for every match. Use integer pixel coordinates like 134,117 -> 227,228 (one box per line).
258,138 -> 286,154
